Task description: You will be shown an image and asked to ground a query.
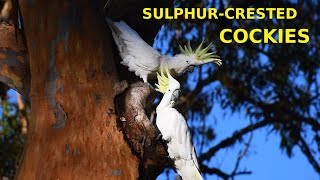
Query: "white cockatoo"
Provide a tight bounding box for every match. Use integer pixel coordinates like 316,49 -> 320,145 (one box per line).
155,65 -> 203,180
106,18 -> 222,83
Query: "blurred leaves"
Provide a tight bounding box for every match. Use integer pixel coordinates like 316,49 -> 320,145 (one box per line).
157,0 -> 320,176
0,91 -> 25,179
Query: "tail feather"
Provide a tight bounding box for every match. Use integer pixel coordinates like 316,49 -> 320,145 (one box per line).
193,165 -> 203,180
105,17 -> 123,52
175,159 -> 203,180
105,17 -> 131,60
105,17 -> 140,40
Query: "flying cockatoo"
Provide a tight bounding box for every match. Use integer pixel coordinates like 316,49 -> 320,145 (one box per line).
155,65 -> 203,180
106,18 -> 222,83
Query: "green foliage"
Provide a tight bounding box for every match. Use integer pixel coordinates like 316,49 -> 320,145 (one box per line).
0,97 -> 25,179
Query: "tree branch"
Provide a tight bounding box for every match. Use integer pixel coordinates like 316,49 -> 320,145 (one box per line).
176,70 -> 219,109
297,135 -> 320,173
201,165 -> 229,180
199,119 -> 273,162
0,23 -> 29,98
201,164 -> 252,180
115,82 -> 172,179
230,133 -> 253,180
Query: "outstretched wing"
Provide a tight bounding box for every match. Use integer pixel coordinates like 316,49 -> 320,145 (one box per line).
106,18 -> 162,77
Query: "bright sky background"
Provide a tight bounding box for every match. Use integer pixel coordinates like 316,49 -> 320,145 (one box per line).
157,102 -> 319,180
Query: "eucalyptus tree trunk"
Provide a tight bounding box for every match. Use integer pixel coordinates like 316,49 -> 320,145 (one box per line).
0,0 -> 172,179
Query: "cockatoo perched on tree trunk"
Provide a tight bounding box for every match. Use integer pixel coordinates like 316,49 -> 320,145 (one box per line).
106,18 -> 222,83
155,65 -> 203,180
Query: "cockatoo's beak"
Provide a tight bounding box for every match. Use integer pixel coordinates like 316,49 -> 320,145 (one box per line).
183,65 -> 195,73
171,89 -> 181,104
187,66 -> 195,72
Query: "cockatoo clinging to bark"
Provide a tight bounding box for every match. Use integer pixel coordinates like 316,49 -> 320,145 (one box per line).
106,18 -> 222,83
155,65 -> 203,180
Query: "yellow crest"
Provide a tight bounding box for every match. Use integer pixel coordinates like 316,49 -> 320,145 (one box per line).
155,64 -> 171,94
179,41 -> 222,66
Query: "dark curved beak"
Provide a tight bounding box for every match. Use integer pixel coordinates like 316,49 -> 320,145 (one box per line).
187,66 -> 195,72
171,89 -> 181,103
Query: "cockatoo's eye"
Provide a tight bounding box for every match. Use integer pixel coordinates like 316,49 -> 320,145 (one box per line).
186,60 -> 190,64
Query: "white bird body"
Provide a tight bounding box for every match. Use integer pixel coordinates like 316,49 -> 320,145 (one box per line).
157,108 -> 202,180
155,66 -> 203,180
106,18 -> 222,83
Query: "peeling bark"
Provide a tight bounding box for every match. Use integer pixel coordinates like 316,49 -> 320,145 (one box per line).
0,23 -> 29,97
115,82 -> 172,179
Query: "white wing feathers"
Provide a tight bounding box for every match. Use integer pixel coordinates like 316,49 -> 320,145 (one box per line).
106,18 -> 162,81
158,109 -> 202,180
175,113 -> 200,170
175,159 -> 203,180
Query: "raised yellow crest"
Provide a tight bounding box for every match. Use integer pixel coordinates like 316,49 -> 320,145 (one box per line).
179,41 -> 222,66
155,64 -> 171,94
